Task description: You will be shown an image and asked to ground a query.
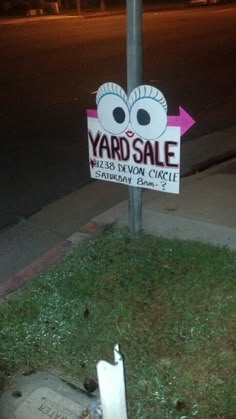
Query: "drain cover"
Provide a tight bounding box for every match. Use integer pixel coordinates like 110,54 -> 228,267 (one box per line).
14,387 -> 85,419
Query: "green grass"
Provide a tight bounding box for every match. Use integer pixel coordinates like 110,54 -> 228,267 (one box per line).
0,229 -> 236,418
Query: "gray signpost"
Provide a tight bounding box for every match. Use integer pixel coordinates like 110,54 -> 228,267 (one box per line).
126,0 -> 143,238
76,0 -> 80,15
88,2 -> 195,239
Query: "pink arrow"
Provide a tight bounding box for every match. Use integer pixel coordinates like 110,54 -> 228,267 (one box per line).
167,106 -> 195,136
87,109 -> 98,118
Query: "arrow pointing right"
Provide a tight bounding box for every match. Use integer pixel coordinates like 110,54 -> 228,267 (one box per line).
168,106 -> 196,136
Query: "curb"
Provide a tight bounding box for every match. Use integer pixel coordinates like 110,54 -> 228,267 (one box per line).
183,149 -> 236,177
0,4 -> 186,25
0,222 -> 99,300
0,240 -> 71,299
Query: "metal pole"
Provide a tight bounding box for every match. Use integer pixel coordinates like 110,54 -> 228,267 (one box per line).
76,0 -> 80,15
126,0 -> 143,238
100,0 -> 105,12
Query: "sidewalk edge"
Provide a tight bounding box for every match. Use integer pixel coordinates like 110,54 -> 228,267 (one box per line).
0,222 -> 99,299
0,240 -> 71,299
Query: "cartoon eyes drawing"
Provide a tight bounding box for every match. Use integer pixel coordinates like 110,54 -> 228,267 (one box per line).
129,85 -> 167,140
96,83 -> 168,140
96,83 -> 129,135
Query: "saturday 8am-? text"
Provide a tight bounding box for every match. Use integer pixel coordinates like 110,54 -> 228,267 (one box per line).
92,160 -> 179,190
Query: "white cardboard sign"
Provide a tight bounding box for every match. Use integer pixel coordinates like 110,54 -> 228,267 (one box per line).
87,83 -> 195,194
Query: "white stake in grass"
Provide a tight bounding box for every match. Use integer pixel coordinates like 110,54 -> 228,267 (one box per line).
97,344 -> 128,419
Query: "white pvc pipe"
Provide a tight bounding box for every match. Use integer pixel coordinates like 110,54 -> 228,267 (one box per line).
97,344 -> 128,419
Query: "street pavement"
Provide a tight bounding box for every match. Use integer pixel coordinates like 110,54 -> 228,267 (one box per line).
0,126 -> 235,298
1,5 -> 236,230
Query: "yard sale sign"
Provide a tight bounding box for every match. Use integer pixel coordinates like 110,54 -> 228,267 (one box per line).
87,83 -> 195,194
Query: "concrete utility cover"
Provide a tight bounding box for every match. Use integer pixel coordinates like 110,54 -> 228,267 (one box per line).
14,387 -> 84,419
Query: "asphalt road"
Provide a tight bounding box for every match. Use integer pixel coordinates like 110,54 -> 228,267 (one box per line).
0,5 -> 236,229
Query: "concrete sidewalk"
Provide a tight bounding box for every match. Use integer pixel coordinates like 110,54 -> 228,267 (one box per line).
93,157 -> 236,249
0,126 -> 235,297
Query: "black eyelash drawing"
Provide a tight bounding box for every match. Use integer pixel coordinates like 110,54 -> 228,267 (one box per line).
129,85 -> 167,112
96,83 -> 167,114
96,82 -> 128,107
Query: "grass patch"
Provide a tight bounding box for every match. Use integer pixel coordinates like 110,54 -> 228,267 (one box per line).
0,229 -> 236,418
